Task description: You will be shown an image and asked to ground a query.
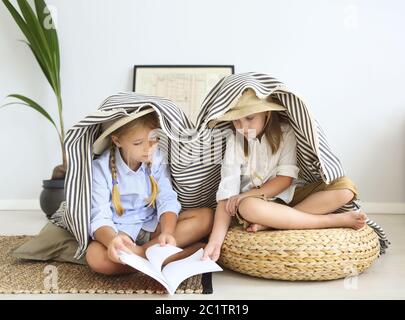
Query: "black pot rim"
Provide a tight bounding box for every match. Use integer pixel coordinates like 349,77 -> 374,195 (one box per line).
42,179 -> 65,189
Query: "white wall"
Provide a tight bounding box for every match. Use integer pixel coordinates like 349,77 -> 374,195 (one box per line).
1,0 -> 404,212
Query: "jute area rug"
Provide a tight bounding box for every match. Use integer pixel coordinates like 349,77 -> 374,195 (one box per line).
0,236 -> 212,295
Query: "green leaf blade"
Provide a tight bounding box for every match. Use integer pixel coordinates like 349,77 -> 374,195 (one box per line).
2,94 -> 57,130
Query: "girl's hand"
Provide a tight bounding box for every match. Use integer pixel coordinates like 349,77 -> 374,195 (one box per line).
202,241 -> 222,262
226,194 -> 250,216
107,233 -> 137,264
158,232 -> 177,247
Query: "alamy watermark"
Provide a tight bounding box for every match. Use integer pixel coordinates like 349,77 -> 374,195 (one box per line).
43,265 -> 58,291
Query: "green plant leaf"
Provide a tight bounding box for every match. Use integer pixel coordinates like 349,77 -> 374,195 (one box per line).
2,0 -> 30,41
3,0 -> 58,94
16,0 -> 57,90
2,0 -> 65,167
34,0 -> 60,76
2,2 -> 40,64
1,94 -> 58,132
3,1 -> 53,91
19,40 -> 53,87
17,0 -> 52,62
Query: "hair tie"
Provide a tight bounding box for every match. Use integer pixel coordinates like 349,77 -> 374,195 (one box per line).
112,179 -> 118,186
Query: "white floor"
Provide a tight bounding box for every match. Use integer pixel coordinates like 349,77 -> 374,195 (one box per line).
0,211 -> 404,300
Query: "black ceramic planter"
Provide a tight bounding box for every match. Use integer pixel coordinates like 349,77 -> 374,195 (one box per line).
40,179 -> 65,218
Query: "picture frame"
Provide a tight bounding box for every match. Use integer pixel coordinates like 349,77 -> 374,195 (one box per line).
133,65 -> 235,124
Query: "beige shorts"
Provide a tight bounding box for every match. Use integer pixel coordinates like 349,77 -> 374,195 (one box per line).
234,176 -> 358,229
135,229 -> 152,246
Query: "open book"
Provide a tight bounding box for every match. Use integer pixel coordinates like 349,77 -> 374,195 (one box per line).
118,244 -> 223,295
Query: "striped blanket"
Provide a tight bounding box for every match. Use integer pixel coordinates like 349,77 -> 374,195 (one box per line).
51,72 -> 389,259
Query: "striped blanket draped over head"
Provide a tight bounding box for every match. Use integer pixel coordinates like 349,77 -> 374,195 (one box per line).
51,72 -> 389,259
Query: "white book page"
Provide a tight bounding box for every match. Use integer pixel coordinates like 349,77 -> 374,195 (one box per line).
162,248 -> 223,294
145,244 -> 183,274
118,251 -> 171,293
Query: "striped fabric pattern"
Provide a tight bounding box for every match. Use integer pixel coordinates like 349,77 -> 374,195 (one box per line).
51,72 -> 389,259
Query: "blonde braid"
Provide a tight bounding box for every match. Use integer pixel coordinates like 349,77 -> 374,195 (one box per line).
145,162 -> 158,208
109,144 -> 125,216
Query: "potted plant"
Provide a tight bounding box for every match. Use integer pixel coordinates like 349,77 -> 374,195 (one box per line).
2,0 -> 66,218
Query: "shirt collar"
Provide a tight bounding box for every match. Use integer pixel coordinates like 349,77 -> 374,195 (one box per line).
115,147 -> 147,175
249,134 -> 267,146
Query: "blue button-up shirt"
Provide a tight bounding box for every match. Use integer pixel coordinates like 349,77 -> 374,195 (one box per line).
89,146 -> 182,241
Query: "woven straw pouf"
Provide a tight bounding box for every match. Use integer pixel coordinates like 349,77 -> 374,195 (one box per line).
218,225 -> 380,281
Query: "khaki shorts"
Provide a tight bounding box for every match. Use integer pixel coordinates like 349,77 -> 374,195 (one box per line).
135,229 -> 152,246
234,176 -> 358,229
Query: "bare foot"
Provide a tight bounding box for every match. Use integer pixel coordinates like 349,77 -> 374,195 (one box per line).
246,223 -> 269,232
339,211 -> 367,230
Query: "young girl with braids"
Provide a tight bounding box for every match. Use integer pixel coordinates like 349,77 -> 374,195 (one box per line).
203,89 -> 367,262
86,108 -> 213,275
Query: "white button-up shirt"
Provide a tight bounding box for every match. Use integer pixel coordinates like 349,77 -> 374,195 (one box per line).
216,123 -> 300,204
90,146 -> 181,241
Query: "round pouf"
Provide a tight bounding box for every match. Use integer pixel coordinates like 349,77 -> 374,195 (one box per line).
219,225 -> 380,281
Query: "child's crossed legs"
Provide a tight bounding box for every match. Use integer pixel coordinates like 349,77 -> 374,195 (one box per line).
86,207 -> 213,275
238,177 -> 367,232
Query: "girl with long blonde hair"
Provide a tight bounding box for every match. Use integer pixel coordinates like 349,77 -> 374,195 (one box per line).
86,108 -> 213,275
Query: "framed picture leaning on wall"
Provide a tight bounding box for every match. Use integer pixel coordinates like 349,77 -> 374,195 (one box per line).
133,65 -> 235,125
